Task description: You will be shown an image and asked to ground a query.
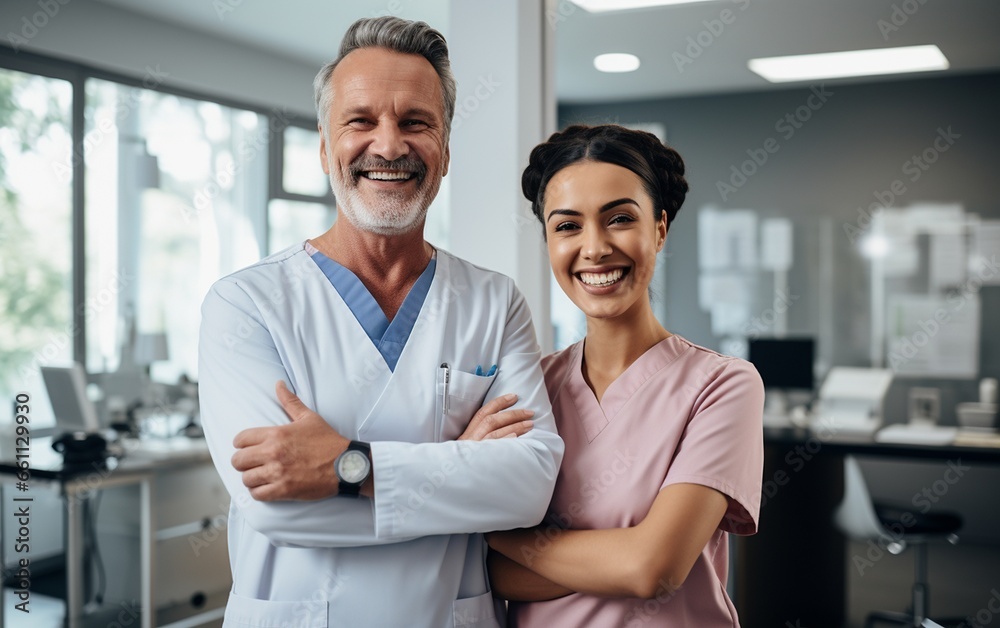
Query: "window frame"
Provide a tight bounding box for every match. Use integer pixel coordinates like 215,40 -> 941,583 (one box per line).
0,44 -> 306,368
267,118 -> 336,252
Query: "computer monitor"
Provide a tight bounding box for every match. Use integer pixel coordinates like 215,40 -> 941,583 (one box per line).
747,337 -> 816,391
41,363 -> 100,433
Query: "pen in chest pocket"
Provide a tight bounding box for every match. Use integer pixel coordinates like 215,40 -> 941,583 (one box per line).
440,362 -> 450,413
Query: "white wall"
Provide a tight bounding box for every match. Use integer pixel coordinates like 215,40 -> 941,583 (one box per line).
448,0 -> 554,349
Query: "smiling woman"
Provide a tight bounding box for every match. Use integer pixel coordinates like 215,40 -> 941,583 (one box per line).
487,124 -> 765,627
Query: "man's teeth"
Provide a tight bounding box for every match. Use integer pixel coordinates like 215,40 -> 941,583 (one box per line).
579,268 -> 624,287
364,171 -> 412,181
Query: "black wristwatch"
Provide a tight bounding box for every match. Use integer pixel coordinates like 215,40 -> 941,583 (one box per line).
335,440 -> 372,497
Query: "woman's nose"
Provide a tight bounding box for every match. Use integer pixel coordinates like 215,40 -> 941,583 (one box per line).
581,228 -> 612,260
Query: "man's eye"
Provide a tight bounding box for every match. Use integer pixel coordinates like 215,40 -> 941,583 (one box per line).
402,120 -> 428,128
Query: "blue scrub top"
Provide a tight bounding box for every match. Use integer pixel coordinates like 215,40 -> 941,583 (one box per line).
309,248 -> 436,372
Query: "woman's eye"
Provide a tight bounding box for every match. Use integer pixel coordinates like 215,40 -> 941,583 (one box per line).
609,214 -> 635,225
553,222 -> 578,232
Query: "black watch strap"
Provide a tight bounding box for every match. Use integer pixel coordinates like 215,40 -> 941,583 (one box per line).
337,440 -> 372,497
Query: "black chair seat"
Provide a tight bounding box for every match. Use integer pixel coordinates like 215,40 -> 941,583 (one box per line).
874,502 -> 962,536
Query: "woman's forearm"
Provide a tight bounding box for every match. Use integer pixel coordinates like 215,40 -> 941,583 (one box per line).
488,484 -> 730,600
487,549 -> 573,602
488,527 -> 649,598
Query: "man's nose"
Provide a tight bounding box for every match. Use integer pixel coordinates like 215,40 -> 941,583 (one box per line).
368,123 -> 408,162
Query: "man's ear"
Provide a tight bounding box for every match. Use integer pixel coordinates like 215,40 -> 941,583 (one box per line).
442,144 -> 450,177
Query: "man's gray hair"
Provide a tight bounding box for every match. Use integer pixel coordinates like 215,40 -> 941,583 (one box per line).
313,16 -> 457,140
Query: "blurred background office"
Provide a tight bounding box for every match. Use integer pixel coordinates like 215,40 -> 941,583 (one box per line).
1,0 -> 998,626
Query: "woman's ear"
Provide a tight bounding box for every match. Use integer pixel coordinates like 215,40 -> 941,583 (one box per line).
656,214 -> 668,252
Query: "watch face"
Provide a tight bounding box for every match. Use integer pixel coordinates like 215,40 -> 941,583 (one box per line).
337,450 -> 370,484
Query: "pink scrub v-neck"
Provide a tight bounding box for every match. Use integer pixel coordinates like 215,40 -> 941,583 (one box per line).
565,337 -> 686,443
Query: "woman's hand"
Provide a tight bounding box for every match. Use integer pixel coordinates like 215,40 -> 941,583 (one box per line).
458,393 -> 534,441
487,546 -> 573,602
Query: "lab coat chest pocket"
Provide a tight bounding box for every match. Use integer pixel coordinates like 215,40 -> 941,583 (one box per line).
438,368 -> 497,441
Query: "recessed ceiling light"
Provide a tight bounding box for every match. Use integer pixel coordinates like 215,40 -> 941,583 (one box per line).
571,0 -> 716,12
594,53 -> 641,73
749,45 -> 949,83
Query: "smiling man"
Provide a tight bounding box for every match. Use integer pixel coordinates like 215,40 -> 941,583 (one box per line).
198,17 -> 563,628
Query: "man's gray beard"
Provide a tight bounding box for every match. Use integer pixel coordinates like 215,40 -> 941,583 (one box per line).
329,169 -> 439,237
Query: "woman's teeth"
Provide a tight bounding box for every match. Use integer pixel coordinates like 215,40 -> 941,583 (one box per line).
578,268 -> 624,287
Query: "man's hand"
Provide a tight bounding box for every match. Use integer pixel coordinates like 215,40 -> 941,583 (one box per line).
458,394 -> 534,441
232,381 -> 348,501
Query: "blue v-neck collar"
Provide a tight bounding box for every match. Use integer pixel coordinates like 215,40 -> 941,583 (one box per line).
307,243 -> 436,372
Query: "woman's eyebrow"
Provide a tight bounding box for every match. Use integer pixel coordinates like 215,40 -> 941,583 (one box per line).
546,198 -> 639,223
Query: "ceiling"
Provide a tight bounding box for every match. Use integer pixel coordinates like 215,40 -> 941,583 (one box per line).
92,0 -> 1000,103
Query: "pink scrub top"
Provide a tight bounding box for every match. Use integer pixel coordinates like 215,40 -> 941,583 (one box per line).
507,335 -> 764,627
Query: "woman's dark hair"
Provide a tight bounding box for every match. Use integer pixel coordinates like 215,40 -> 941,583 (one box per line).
522,124 -> 688,228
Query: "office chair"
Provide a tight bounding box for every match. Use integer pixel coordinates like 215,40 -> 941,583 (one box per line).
835,456 -> 964,628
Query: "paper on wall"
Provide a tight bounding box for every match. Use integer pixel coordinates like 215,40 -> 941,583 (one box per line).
760,218 -> 793,271
698,207 -> 758,271
885,293 -> 979,378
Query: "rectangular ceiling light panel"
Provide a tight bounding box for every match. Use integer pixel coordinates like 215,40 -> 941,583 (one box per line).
570,0 -> 717,12
748,45 -> 949,83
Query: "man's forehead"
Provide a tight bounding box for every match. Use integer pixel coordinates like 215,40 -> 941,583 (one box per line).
334,47 -> 438,81
331,50 -> 444,112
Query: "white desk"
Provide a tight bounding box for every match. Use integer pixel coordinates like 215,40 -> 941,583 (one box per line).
1,436 -> 227,628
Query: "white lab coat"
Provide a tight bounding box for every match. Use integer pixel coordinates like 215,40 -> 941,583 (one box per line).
199,243 -> 564,628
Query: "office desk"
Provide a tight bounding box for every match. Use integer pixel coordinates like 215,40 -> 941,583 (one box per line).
735,426 -> 1000,628
0,436 -> 223,628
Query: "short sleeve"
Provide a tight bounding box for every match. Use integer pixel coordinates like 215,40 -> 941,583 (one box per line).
661,359 -> 764,535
